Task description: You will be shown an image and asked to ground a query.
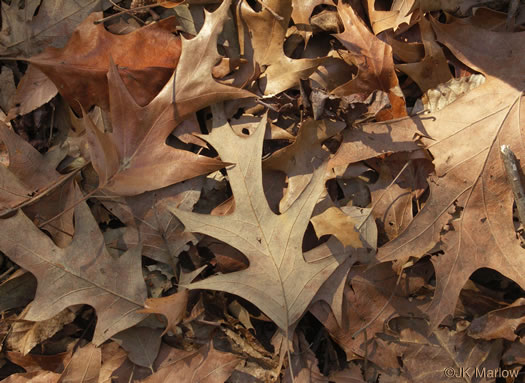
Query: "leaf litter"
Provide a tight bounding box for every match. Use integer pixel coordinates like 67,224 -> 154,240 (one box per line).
0,0 -> 524,381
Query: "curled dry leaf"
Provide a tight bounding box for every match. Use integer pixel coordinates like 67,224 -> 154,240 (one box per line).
332,2 -> 407,119
0,201 -> 147,345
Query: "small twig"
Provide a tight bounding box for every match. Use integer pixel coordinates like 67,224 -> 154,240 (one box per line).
0,165 -> 86,218
109,0 -> 145,25
256,0 -> 284,21
93,2 -> 165,24
38,186 -> 99,228
500,145 -> 525,228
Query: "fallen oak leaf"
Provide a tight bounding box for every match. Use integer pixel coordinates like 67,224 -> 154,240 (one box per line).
18,13 -> 182,114
168,105 -> 356,334
239,0 -> 326,95
332,2 -> 407,119
377,18 -> 525,329
0,201 -> 148,345
138,290 -> 189,336
84,0 -> 254,196
263,118 -> 345,213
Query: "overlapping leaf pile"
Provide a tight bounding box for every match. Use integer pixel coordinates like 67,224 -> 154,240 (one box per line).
1,0 -> 524,381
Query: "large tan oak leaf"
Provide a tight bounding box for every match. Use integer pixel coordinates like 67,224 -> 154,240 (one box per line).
169,105 -> 352,331
84,0 -> 253,196
377,19 -> 525,328
0,200 -> 147,345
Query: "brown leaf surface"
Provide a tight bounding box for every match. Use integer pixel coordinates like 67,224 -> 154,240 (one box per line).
332,2 -> 407,118
24,13 -> 182,113
0,202 -> 147,345
112,327 -> 163,370
377,19 -> 525,328
169,106 -> 355,331
142,343 -> 242,383
240,0 -> 325,95
263,118 -> 344,212
102,177 -> 203,264
0,0 -> 111,56
84,0 -> 253,196
59,343 -> 101,383
0,123 -> 63,213
138,290 -> 189,336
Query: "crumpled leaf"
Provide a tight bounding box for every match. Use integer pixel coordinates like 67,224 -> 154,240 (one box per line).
239,0 -> 325,95
377,19 -> 525,329
84,0 -> 253,196
169,105 -> 355,331
332,2 -> 407,119
0,201 -> 147,345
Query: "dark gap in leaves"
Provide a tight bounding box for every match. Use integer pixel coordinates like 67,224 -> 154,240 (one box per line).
470,268 -> 525,302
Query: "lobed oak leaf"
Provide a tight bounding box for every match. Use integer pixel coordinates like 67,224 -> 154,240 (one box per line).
239,0 -> 325,95
101,177 -> 203,264
23,13 -> 183,113
84,0 -> 253,196
291,0 -> 334,45
332,3 -> 407,119
396,17 -> 453,93
168,105 -> 355,332
365,0 -> 417,35
377,19 -> 525,329
0,201 -> 148,345
263,118 -> 345,213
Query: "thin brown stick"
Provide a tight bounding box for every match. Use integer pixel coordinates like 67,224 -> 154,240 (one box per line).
256,0 -> 284,21
500,145 -> 525,228
0,165 -> 86,218
93,2 -> 173,25
37,186 -> 99,228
